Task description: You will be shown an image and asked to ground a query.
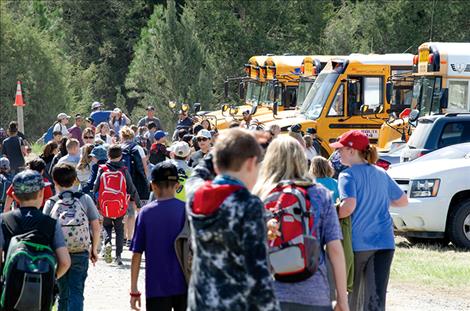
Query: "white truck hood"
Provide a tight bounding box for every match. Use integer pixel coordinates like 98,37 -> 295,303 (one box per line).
388,158 -> 470,180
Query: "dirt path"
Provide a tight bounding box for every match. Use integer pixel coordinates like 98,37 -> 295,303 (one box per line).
84,247 -> 469,311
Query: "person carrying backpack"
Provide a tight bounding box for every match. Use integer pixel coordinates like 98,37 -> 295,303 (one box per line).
0,157 -> 13,213
0,170 -> 71,311
130,162 -> 189,311
120,127 -> 149,246
43,163 -> 101,311
187,129 -> 279,311
253,136 -> 348,311
93,144 -> 141,265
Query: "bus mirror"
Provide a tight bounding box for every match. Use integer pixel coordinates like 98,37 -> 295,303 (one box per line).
440,88 -> 449,109
221,104 -> 229,112
168,101 -> 176,109
273,101 -> 278,116
224,80 -> 229,99
408,109 -> 420,122
229,106 -> 239,116
375,105 -> 384,114
194,103 -> 201,113
386,81 -> 393,105
239,82 -> 245,99
360,104 -> 369,114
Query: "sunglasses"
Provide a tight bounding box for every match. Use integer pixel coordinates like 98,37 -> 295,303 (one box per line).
84,136 -> 94,139
197,137 -> 209,142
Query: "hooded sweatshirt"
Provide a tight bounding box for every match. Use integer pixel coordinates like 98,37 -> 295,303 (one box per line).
187,175 -> 280,311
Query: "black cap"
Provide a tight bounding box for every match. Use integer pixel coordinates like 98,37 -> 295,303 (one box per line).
306,127 -> 317,134
290,123 -> 301,133
151,162 -> 179,183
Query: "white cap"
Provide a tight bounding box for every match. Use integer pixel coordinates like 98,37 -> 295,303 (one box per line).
196,129 -> 211,139
57,113 -> 71,120
170,141 -> 191,158
91,101 -> 102,109
113,108 -> 122,113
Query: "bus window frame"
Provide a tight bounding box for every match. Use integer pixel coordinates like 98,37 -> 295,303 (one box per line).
347,75 -> 384,116
327,83 -> 345,118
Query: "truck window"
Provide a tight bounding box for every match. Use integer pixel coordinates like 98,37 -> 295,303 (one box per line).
328,84 -> 345,116
438,121 -> 470,148
448,80 -> 469,112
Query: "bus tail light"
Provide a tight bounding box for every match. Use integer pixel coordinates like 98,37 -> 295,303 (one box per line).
413,55 -> 419,65
300,64 -> 305,74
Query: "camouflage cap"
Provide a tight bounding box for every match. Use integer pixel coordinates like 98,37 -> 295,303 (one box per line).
12,170 -> 45,194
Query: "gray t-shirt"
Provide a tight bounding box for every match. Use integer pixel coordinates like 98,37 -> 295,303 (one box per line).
0,213 -> 66,251
137,116 -> 163,130
43,190 -> 100,222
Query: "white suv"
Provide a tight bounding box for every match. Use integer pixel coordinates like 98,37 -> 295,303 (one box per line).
388,143 -> 470,248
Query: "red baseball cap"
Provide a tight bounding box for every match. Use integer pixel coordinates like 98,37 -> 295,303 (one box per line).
329,130 -> 370,151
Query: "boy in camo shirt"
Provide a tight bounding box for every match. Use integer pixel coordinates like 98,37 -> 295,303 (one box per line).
187,128 -> 280,311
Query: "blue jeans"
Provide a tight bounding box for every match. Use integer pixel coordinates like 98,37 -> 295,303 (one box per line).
57,251 -> 89,311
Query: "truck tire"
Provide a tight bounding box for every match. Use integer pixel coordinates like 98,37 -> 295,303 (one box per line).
447,198 -> 470,249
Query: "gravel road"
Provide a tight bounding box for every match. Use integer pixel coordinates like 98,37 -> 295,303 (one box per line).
84,247 -> 469,311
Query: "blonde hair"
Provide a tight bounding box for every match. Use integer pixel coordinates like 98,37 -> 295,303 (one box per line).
253,136 -> 311,200
77,144 -> 94,170
310,156 -> 333,178
120,126 -> 134,141
96,122 -> 110,135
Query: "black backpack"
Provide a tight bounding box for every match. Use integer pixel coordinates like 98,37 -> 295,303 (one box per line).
122,143 -> 150,200
1,208 -> 57,311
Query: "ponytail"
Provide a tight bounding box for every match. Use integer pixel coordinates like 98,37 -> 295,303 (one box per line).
360,145 -> 378,164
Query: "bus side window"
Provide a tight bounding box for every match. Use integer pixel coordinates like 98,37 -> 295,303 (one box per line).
328,84 -> 345,116
448,80 -> 469,112
363,77 -> 383,113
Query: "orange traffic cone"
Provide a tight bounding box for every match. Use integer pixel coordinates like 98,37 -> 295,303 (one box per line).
14,81 -> 25,107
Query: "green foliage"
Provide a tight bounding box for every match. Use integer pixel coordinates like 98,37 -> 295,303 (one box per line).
126,0 -> 214,132
0,7 -> 72,138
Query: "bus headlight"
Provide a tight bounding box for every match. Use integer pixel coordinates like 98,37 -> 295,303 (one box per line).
410,179 -> 440,198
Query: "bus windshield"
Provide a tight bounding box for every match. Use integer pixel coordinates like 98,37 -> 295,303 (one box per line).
259,82 -> 276,105
245,81 -> 262,105
296,80 -> 315,108
300,71 -> 339,119
411,76 -> 441,116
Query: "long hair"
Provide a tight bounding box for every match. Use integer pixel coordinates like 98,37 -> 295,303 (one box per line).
77,144 -> 94,170
40,141 -> 58,162
359,145 -> 379,164
253,136 -> 311,200
95,122 -> 109,135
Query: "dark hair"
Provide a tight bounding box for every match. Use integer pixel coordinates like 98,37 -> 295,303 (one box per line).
152,180 -> 178,190
40,141 -> 58,160
182,134 -> 193,145
178,128 -> 188,140
52,163 -> 77,188
193,124 -> 203,135
8,121 -> 18,134
15,191 -> 41,202
108,144 -> 122,159
53,131 -> 62,137
148,122 -> 157,130
229,121 -> 240,128
59,137 -> 68,156
27,158 -> 46,173
214,128 -> 261,172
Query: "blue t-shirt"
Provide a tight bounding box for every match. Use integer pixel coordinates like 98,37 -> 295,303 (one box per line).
131,198 -> 187,298
316,177 -> 339,203
90,111 -> 112,126
338,163 -> 403,251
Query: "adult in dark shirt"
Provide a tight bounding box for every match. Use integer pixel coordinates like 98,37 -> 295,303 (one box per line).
176,110 -> 194,130
137,106 -> 163,130
1,122 -> 25,174
188,130 -> 212,168
68,114 -> 84,146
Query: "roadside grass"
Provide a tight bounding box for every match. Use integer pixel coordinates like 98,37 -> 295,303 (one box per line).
391,240 -> 470,289
31,142 -> 43,156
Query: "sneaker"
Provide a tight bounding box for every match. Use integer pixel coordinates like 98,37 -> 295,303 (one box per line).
104,243 -> 112,264
115,256 -> 123,266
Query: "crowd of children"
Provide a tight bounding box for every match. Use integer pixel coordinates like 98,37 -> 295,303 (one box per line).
0,101 -> 408,311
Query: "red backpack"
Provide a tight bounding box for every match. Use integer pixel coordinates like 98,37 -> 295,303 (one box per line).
263,180 -> 321,282
98,165 -> 129,218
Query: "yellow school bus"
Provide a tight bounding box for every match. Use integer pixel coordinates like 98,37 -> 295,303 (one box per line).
262,54 -> 414,156
377,42 -> 470,150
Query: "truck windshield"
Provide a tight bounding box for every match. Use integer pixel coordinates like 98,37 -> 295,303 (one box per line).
245,81 -> 262,105
296,80 -> 315,108
300,71 -> 339,119
411,76 -> 441,116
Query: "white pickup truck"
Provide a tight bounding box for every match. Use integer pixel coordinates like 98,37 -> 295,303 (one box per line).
388,143 -> 470,248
